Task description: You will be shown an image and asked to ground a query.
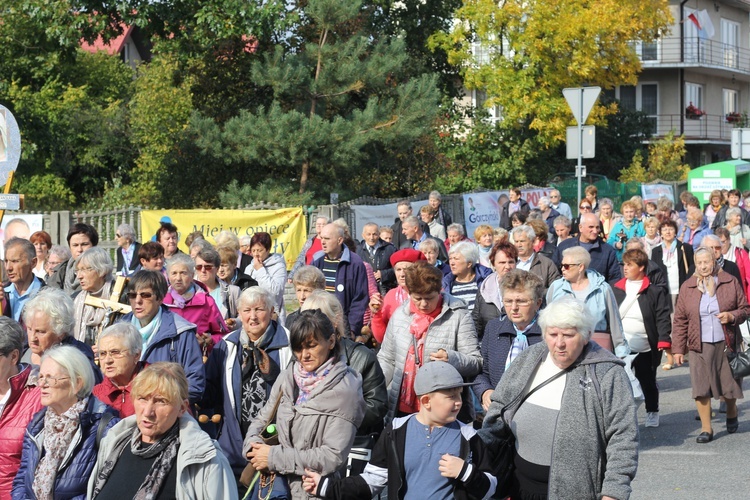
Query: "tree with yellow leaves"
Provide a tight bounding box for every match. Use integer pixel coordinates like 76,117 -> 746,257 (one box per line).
620,131 -> 690,183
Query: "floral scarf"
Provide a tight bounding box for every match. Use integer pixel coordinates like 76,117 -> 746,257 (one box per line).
33,398 -> 88,500
398,297 -> 443,414
294,357 -> 335,405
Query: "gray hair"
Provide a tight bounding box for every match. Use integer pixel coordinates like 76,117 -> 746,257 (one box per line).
23,288 -> 75,338
116,224 -> 136,243
599,198 -> 614,209
447,223 -> 465,236
42,345 -> 95,399
402,215 -> 420,228
0,317 -> 24,356
727,207 -> 743,221
539,296 -> 594,342
292,266 -> 325,289
5,238 -> 35,262
694,246 -> 715,264
656,196 -> 673,211
324,223 -> 345,239
215,230 -> 240,250
701,234 -> 722,247
511,225 -> 536,241
429,190 -> 442,201
562,246 -> 591,269
315,216 -> 331,225
189,238 -> 214,256
49,245 -> 72,262
625,237 -> 645,252
98,322 -> 143,357
500,269 -> 545,302
196,247 -> 221,267
166,253 -> 195,275
553,216 -> 571,229
418,238 -> 440,254
449,241 -> 479,266
300,290 -> 346,339
538,196 -> 550,209
238,286 -> 275,311
77,246 -> 114,279
240,235 -> 253,247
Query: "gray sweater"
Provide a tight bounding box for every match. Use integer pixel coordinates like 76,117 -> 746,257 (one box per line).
479,341 -> 639,500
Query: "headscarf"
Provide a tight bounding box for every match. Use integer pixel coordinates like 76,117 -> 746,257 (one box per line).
694,247 -> 718,297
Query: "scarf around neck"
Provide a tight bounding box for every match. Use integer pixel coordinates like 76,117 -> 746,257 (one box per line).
695,268 -> 719,297
131,308 -> 163,349
168,283 -> 195,309
294,356 -> 336,405
74,279 -> 113,345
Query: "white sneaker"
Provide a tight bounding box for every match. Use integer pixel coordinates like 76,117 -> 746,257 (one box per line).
645,412 -> 659,428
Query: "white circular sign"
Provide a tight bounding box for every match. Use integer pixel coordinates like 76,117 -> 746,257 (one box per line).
0,104 -> 21,186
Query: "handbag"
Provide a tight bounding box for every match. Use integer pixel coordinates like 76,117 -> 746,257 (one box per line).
488,367 -> 570,498
240,391 -> 283,487
727,328 -> 750,379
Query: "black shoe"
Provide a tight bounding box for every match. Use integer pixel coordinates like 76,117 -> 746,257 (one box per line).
727,417 -> 739,434
696,431 -> 714,443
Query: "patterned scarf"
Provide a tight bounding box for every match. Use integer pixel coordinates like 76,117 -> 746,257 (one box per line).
33,398 -> 88,500
398,297 -> 443,414
91,420 -> 180,499
240,327 -> 281,434
294,357 -> 335,405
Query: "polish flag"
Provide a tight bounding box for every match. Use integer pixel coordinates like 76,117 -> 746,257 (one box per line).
688,9 -> 715,39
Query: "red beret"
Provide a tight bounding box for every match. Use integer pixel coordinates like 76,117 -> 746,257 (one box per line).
390,249 -> 426,267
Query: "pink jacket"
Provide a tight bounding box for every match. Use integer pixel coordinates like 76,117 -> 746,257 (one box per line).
371,286 -> 409,344
163,281 -> 228,346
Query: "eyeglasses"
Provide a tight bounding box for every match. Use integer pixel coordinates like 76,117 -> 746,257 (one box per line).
504,299 -> 533,307
76,266 -> 94,273
99,349 -> 128,359
561,263 -> 580,269
195,264 -> 214,272
580,205 -> 592,210
127,291 -> 155,300
38,375 -> 70,387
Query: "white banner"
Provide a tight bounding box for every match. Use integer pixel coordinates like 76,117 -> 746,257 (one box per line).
462,187 -> 554,239
641,184 -> 675,204
351,200 -> 429,238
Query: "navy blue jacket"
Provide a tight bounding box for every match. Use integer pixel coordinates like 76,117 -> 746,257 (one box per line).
552,237 -> 622,282
120,306 -> 205,403
472,317 -> 544,400
11,397 -> 119,500
202,321 -> 290,473
442,264 -> 493,294
60,336 -> 102,384
312,246 -> 369,336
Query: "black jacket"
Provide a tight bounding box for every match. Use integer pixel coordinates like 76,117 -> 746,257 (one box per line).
341,338 -> 387,435
356,239 -> 397,294
318,415 -> 496,500
651,242 -> 694,293
391,219 -> 431,249
499,199 -> 530,230
116,242 -> 142,275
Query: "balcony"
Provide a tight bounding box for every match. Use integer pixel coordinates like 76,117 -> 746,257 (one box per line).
639,37 -> 750,78
648,114 -> 738,142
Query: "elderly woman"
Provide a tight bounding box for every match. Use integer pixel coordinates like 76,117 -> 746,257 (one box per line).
92,323 -> 145,418
547,246 -> 627,356
73,246 -> 117,348
443,241 -> 492,311
48,223 -> 98,295
527,219 -> 557,261
479,297 -> 638,500
553,215 -> 572,245
704,189 -> 724,228
369,249 -> 425,344
473,241 -> 518,340
12,345 -> 118,500
537,196 -> 560,235
202,287 -> 292,481
474,224 -> 495,268
245,232 -> 287,326
612,249 -> 672,428
444,223 -> 468,253
45,245 -> 71,281
30,231 -> 52,279
378,260 -> 482,422
418,237 -> 449,275
607,200 -> 646,262
217,245 -> 257,291
156,221 -> 180,260
195,247 -> 241,327
0,317 -> 42,498
724,206 -> 750,252
163,253 -> 227,349
672,247 -> 749,442
243,310 -> 366,499
679,207 -> 712,250
120,270 -> 205,404
642,216 -> 662,257
652,219 -> 694,305
136,241 -> 166,275
474,270 -> 545,411
22,288 -> 102,381
115,223 -> 140,276
88,363 -> 237,499
598,198 -> 617,241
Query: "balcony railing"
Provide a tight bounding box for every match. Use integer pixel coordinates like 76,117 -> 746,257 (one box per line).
649,113 -> 736,141
640,37 -> 750,75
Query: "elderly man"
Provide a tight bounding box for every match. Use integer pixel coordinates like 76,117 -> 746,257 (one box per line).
289,215 -> 329,282
312,223 -> 369,337
400,216 -> 448,262
553,212 -> 621,282
391,200 -> 430,248
549,189 -> 573,220
356,222 -> 396,294
428,190 -> 453,228
512,226 -> 560,290
3,238 -> 44,323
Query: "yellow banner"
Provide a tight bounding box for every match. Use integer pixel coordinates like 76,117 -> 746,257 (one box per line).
140,208 -> 307,270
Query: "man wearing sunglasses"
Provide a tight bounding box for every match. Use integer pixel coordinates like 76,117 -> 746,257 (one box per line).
552,213 -> 622,282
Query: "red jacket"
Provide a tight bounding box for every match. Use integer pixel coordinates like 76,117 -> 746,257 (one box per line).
0,364 -> 42,498
92,362 -> 147,418
371,286 -> 409,343
731,247 -> 750,300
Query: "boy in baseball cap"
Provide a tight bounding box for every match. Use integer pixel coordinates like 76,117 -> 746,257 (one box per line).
303,362 -> 497,499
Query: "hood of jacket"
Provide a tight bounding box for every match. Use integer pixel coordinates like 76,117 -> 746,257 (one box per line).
557,269 -> 606,296
262,252 -> 286,269
288,360 -> 365,427
224,320 -> 289,352
478,272 -> 503,309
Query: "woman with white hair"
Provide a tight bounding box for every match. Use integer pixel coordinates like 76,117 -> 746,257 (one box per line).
73,247 -> 118,348
547,246 -> 627,356
92,323 -> 145,417
442,241 -> 492,310
479,297 -> 638,500
202,286 -> 291,483
724,206 -> 750,251
115,223 -> 140,276
12,345 -> 119,499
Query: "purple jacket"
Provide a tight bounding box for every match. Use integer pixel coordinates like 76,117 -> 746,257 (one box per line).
312,246 -> 369,336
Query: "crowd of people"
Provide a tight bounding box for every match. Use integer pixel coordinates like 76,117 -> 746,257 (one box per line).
0,185 -> 747,499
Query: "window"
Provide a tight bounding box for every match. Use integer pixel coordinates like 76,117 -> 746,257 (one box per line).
471,42 -> 490,66
620,86 -> 636,110
721,19 -> 739,68
612,84 -> 658,133
723,88 -> 739,120
686,82 -> 703,111
633,40 -> 659,62
472,90 -> 502,125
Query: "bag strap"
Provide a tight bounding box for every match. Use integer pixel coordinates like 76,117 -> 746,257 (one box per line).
265,388 -> 284,428
96,412 -> 115,448
501,366 -> 570,420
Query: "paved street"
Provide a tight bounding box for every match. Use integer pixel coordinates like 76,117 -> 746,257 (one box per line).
631,360 -> 748,499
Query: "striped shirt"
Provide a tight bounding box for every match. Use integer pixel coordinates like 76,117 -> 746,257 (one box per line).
322,257 -> 340,293
449,281 -> 478,310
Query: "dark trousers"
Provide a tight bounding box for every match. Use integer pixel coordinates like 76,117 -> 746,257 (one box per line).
632,351 -> 659,412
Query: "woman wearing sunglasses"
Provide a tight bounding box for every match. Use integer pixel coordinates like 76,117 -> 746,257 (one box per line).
120,270 -> 205,405
162,253 -> 228,352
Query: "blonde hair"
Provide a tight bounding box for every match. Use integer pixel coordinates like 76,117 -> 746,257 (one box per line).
299,290 -> 346,339
131,362 -> 189,405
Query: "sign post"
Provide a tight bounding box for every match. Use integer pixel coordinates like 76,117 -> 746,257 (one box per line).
563,87 -> 601,210
0,105 -> 21,226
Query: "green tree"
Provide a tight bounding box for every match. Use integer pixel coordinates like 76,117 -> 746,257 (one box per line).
619,130 -> 689,182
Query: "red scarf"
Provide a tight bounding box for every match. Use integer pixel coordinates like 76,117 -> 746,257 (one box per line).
398,297 -> 443,414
